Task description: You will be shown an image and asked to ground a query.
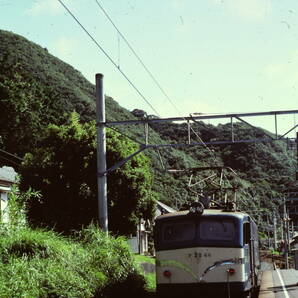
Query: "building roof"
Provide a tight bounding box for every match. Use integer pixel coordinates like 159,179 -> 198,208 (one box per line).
0,166 -> 17,186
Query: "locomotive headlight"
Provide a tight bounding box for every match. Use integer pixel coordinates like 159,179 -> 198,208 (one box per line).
163,270 -> 172,278
227,268 -> 235,275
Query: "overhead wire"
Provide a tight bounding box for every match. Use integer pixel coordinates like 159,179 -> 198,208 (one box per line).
60,0 -> 221,178
57,0 -> 160,117
94,0 -> 182,117
0,148 -> 23,161
0,155 -> 21,167
106,124 -> 144,146
0,148 -> 23,167
94,0 -> 218,163
93,0 -> 223,173
94,0 -> 184,169
59,0 -> 172,170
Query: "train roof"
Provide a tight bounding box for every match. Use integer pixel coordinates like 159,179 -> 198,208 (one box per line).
155,209 -> 250,221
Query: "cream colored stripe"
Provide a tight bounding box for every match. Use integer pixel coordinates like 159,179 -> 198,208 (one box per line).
158,259 -> 198,281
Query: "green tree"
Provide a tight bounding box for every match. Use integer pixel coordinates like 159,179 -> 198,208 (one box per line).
20,113 -> 156,235
0,67 -> 45,157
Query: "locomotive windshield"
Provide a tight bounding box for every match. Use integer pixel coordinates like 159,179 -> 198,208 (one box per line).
156,216 -> 240,250
199,219 -> 235,241
162,221 -> 195,243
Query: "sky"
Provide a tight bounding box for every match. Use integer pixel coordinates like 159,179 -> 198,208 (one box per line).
0,0 -> 298,136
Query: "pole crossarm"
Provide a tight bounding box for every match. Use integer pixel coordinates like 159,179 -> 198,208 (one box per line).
102,135 -> 297,175
100,109 -> 298,177
146,137 -> 294,148
167,166 -> 235,173
103,109 -> 298,126
102,109 -> 298,147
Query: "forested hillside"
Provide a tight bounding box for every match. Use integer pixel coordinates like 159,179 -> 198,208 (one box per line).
149,121 -> 296,213
0,29 -> 296,233
0,29 -> 137,155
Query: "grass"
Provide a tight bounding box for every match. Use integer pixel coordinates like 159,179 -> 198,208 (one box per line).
143,273 -> 156,292
0,227 -> 105,297
134,253 -> 156,264
133,254 -> 156,292
0,225 -> 150,297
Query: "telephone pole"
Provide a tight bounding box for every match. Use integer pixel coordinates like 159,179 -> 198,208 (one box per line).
296,132 -> 298,181
273,215 -> 277,251
283,197 -> 289,269
96,74 -> 108,232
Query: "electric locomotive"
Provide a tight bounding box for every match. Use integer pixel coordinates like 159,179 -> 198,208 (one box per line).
154,202 -> 261,298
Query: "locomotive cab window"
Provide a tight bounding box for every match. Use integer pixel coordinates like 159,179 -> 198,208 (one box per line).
162,220 -> 196,243
199,219 -> 236,242
156,216 -> 241,250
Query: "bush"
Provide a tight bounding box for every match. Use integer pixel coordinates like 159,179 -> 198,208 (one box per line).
0,225 -> 148,297
75,225 -> 148,297
0,227 -> 104,297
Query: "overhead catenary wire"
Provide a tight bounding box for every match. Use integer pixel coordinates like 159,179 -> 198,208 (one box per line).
106,124 -> 144,146
94,0 -> 198,167
60,0 -> 221,180
94,0 -> 218,163
58,0 -> 160,117
94,0 -> 182,117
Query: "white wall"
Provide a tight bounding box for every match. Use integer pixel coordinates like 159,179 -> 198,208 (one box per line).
0,191 -> 9,223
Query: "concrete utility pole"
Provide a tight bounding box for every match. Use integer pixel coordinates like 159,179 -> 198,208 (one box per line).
283,198 -> 289,269
296,132 -> 298,181
273,216 -> 277,251
96,74 -> 108,232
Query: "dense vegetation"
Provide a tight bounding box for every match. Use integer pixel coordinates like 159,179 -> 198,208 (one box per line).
0,30 -> 132,156
0,29 -> 296,236
0,177 -> 153,298
19,113 -> 156,235
0,224 -> 151,297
